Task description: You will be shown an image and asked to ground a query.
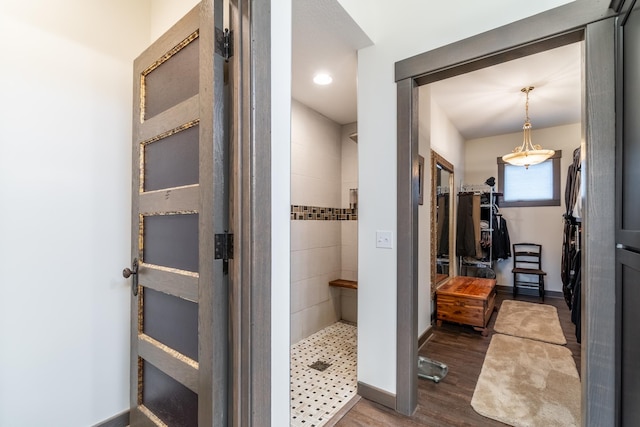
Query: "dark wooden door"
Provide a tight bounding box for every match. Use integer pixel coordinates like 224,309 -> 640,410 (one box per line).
125,2 -> 228,425
616,1 -> 640,425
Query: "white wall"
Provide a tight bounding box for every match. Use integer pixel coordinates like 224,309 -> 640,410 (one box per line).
0,1 -> 151,425
417,89 -> 466,337
430,98 -> 466,171
149,0 -> 198,40
464,123 -> 580,293
335,0 -> 573,395
271,1 -> 292,424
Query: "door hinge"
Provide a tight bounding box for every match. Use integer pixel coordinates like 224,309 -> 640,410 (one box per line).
215,231 -> 234,275
215,27 -> 233,62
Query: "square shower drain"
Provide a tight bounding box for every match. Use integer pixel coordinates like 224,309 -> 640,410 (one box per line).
309,360 -> 331,372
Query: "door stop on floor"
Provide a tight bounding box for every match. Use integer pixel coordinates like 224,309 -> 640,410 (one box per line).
417,356 -> 448,383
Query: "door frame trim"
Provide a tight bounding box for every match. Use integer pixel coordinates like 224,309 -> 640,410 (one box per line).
229,0 -> 272,425
394,0 -> 617,423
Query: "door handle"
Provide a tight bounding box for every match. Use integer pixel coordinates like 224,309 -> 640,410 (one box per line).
123,258 -> 139,296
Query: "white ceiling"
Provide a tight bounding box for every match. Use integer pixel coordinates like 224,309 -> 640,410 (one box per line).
291,0 -> 372,125
292,1 -> 582,138
428,43 -> 582,140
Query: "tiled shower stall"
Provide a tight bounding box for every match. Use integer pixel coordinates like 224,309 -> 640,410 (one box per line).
290,99 -> 358,344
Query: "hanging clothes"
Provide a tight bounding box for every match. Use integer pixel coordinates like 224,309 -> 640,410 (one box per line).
562,146 -> 582,308
456,193 -> 477,257
472,194 -> 482,258
569,249 -> 582,343
492,215 -> 511,260
437,194 -> 449,256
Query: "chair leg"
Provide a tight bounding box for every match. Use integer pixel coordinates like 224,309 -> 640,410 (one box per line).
540,276 -> 545,302
513,273 -> 517,298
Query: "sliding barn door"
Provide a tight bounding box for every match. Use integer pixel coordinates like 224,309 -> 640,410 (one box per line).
125,2 -> 229,425
616,1 -> 640,425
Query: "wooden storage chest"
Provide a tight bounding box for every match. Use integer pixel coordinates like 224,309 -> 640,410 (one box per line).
436,276 -> 496,336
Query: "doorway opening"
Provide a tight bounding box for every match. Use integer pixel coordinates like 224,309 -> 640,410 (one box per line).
395,3 -> 617,422
289,1 -> 372,425
408,40 -> 585,425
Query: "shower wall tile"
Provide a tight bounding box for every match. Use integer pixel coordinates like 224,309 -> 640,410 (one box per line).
290,205 -> 358,221
341,221 -> 358,282
301,298 -> 341,341
290,246 -> 341,283
290,277 -> 316,314
290,103 -> 359,344
339,270 -> 357,282
341,247 -> 357,276
292,100 -> 341,156
291,140 -> 341,179
341,122 -> 358,207
291,175 -> 341,208
291,221 -> 342,344
307,221 -> 341,249
290,311 -> 304,344
291,273 -> 339,314
341,289 -> 358,324
290,220 -> 306,252
290,296 -> 341,344
341,221 -> 358,246
291,100 -> 341,208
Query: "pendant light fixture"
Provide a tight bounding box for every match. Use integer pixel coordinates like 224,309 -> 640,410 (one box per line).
501,86 -> 555,169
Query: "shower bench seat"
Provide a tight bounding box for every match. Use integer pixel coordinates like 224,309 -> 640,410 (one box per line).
329,280 -> 358,324
328,279 -> 358,289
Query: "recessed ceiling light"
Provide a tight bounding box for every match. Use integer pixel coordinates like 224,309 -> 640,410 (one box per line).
313,73 -> 333,85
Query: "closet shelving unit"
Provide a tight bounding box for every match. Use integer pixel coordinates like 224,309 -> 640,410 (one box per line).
458,183 -> 499,276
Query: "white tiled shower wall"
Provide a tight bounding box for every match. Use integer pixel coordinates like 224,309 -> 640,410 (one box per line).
291,100 -> 358,344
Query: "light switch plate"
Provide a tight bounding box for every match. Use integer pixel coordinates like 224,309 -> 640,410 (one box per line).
376,231 -> 393,249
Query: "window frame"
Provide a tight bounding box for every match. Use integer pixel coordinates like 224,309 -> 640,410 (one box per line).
497,150 -> 562,207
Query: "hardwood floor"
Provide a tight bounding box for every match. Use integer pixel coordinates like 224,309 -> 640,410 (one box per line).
335,292 -> 581,426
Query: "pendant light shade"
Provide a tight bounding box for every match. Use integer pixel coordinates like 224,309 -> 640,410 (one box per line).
501,87 -> 555,169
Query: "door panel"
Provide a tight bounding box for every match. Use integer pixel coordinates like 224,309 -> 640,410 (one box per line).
128,1 -> 228,425
616,2 -> 640,426
620,2 -> 640,239
143,124 -> 200,192
143,288 -> 199,361
142,34 -> 200,120
618,1 -> 640,250
143,214 -> 199,272
142,360 -> 199,427
618,250 -> 640,426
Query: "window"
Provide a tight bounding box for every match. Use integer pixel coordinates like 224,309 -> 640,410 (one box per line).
497,150 -> 561,207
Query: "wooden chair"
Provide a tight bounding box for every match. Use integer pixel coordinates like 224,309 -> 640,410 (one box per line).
512,243 -> 546,301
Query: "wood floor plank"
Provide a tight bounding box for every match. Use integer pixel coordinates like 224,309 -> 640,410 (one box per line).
335,293 -> 581,427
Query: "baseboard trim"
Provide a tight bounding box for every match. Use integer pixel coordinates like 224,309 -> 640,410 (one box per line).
92,410 -> 129,427
357,381 -> 396,410
495,285 -> 563,299
418,326 -> 433,350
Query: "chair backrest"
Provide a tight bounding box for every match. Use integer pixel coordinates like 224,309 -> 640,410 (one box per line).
512,243 -> 542,271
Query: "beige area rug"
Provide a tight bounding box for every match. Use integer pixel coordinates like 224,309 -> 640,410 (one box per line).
471,334 -> 581,427
494,300 -> 567,345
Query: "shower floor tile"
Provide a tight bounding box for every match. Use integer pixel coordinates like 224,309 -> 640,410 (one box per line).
290,322 -> 357,427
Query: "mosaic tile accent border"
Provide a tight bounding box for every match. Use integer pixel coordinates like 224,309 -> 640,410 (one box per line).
291,205 -> 358,221
290,322 -> 357,427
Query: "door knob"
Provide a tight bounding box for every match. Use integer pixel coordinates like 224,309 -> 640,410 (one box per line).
123,258 -> 139,296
